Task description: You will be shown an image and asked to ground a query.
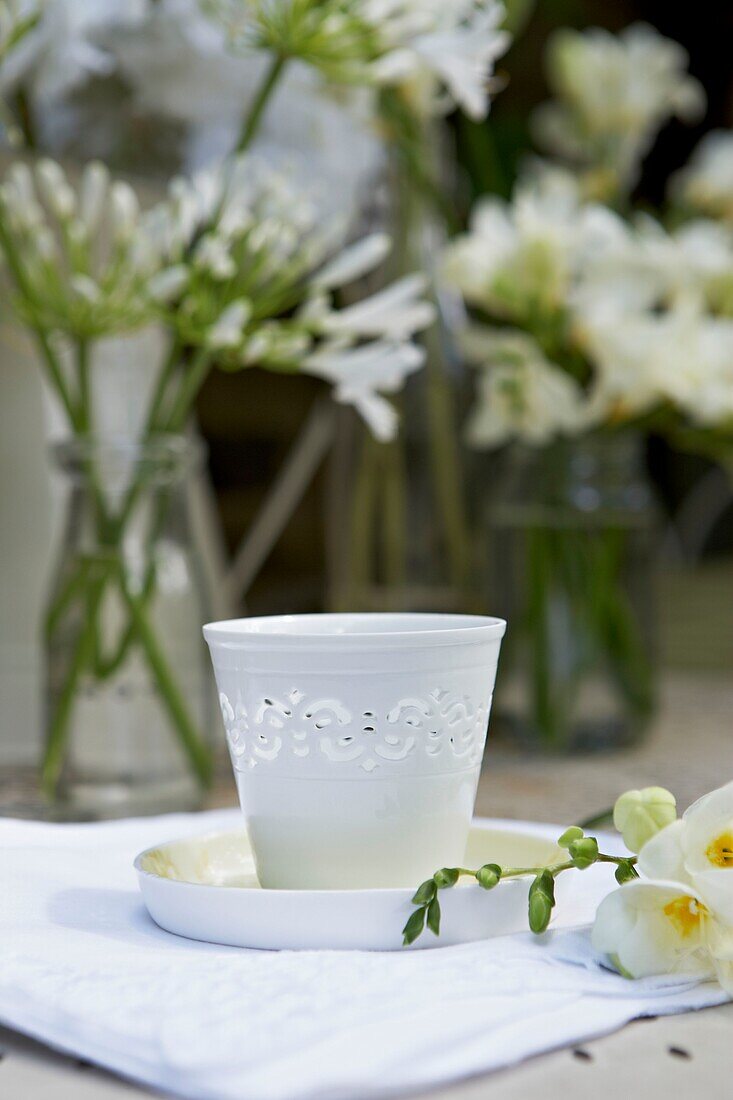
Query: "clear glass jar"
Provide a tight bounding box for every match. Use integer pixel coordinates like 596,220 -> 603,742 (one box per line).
484,433 -> 658,753
327,125 -> 474,614
45,436 -> 213,818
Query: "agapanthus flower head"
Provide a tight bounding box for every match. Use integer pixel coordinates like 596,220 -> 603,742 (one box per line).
0,158 -> 157,339
671,130 -> 733,224
204,0 -> 510,120
148,154 -> 435,437
532,23 -> 705,197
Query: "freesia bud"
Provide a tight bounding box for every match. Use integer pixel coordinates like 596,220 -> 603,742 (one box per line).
613,787 -> 677,853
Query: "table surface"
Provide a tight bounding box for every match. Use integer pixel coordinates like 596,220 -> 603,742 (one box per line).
2,671 -> 732,1098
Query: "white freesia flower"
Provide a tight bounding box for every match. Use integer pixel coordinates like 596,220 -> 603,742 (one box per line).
639,782 -> 733,926
206,0 -> 510,120
578,294 -> 733,425
444,170 -> 621,324
464,329 -> 590,448
533,23 -> 705,195
0,0 -> 146,104
672,130 -> 733,223
592,879 -> 733,990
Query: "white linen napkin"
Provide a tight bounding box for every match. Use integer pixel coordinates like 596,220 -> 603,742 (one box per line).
1,810 -> 728,1100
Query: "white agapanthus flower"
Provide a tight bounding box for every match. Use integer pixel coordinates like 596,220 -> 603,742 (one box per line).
0,158 -> 157,338
463,328 -> 591,447
148,156 -> 434,437
103,0 -> 383,206
671,130 -> 733,223
533,23 -> 705,195
593,781 -> 733,991
205,0 -> 511,120
0,0 -> 146,103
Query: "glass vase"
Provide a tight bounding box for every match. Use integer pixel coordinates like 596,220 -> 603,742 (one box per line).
327,125 -> 474,614
44,435 -> 213,818
485,434 -> 657,753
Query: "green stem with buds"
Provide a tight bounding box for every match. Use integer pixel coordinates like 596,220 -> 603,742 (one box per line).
402,825 -> 638,946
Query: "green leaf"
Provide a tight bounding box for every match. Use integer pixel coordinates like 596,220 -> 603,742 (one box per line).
558,826 -> 584,849
433,867 -> 460,889
476,864 -> 501,890
411,879 -> 437,905
615,860 -> 639,884
426,897 -> 441,936
402,906 -> 427,946
569,836 -> 599,870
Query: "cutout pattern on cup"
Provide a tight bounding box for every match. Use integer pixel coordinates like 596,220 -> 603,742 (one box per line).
219,688 -> 488,774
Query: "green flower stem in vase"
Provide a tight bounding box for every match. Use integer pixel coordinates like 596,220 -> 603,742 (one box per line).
43,435 -> 213,816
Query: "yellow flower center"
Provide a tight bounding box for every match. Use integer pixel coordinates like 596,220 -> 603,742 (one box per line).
663,895 -> 707,938
706,831 -> 733,868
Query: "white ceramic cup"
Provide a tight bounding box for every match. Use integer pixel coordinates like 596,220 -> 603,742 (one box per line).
203,613 -> 506,889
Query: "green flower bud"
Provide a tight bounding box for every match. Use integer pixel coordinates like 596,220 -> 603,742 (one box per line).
528,890 -> 553,933
613,787 -> 677,854
426,897 -> 441,936
411,879 -> 437,905
529,869 -> 556,904
476,864 -> 501,890
558,826 -> 584,849
569,836 -> 599,869
402,906 -> 426,946
433,867 -> 460,889
614,859 -> 639,884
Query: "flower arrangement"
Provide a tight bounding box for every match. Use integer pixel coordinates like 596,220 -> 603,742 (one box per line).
441,21 -> 733,750
404,778 -> 733,997
0,0 -> 481,807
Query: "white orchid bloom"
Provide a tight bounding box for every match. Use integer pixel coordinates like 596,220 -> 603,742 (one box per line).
672,130 -> 733,223
639,781 -> 733,927
592,879 -> 733,989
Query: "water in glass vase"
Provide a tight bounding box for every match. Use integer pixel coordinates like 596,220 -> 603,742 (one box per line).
45,436 -> 213,818
484,435 -> 657,753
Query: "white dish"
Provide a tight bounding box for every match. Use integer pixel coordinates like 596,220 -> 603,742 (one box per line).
135,819 -> 566,951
